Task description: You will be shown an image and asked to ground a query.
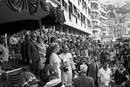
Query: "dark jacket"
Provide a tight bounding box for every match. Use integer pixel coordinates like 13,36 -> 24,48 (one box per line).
125,79 -> 130,87
21,40 -> 30,65
26,40 -> 40,62
73,75 -> 95,87
113,69 -> 128,85
87,62 -> 98,84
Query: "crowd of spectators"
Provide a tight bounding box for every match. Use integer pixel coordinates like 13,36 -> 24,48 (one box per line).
0,28 -> 130,87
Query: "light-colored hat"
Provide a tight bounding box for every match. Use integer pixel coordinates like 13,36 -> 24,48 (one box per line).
80,64 -> 88,73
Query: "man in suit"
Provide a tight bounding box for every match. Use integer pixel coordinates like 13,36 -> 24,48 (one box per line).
21,34 -> 30,65
87,58 -> 98,87
73,64 -> 95,87
26,32 -> 40,78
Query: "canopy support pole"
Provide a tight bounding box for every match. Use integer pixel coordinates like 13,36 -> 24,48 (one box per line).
39,19 -> 42,36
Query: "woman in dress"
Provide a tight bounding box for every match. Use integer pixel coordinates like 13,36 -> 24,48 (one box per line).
49,43 -> 61,80
59,44 -> 75,86
37,36 -> 46,70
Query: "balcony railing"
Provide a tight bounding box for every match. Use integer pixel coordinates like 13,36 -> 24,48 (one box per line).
91,2 -> 99,9
91,0 -> 98,1
91,16 -> 100,20
91,7 -> 98,10
93,25 -> 100,29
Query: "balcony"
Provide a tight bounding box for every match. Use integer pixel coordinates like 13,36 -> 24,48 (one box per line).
100,15 -> 107,20
91,10 -> 100,15
91,15 -> 100,20
91,16 -> 100,23
90,0 -> 99,4
100,11 -> 107,19
91,11 -> 100,17
91,1 -> 99,9
93,24 -> 100,28
92,26 -> 101,33
92,19 -> 100,27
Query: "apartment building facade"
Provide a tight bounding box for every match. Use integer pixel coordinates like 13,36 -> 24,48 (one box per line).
90,0 -> 101,40
100,4 -> 108,38
46,0 -> 92,36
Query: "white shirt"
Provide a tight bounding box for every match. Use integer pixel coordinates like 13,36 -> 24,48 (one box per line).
98,67 -> 112,86
59,53 -> 75,70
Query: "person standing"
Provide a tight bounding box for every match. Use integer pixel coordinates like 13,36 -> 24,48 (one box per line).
113,63 -> 128,87
98,62 -> 112,87
45,37 -> 57,67
49,43 -> 61,80
26,32 -> 40,78
124,72 -> 130,87
21,34 -> 30,65
59,45 -> 75,86
36,36 -> 46,70
87,58 -> 98,87
73,64 -> 95,87
0,35 -> 9,63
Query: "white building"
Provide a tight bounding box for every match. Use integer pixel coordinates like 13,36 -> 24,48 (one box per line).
100,4 -> 108,38
124,13 -> 130,35
90,0 -> 101,40
46,0 -> 92,36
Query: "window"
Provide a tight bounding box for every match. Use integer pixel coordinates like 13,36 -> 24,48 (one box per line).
82,0 -> 84,10
77,10 -> 81,19
62,0 -> 67,10
85,7 -> 88,15
84,18 -> 86,28
81,13 -> 83,26
92,21 -> 98,26
91,2 -> 98,10
101,11 -> 106,18
69,1 -> 73,20
81,13 -> 83,22
84,2 -> 86,8
76,17 -> 78,24
82,0 -> 86,9
87,19 -> 91,28
73,5 -> 77,15
69,12 -> 71,20
91,12 -> 99,19
88,7 -> 91,16
83,15 -> 85,24
81,13 -> 85,26
78,0 -> 81,6
69,1 -> 73,13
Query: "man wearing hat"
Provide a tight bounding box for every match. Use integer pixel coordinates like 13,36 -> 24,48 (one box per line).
73,64 -> 95,87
